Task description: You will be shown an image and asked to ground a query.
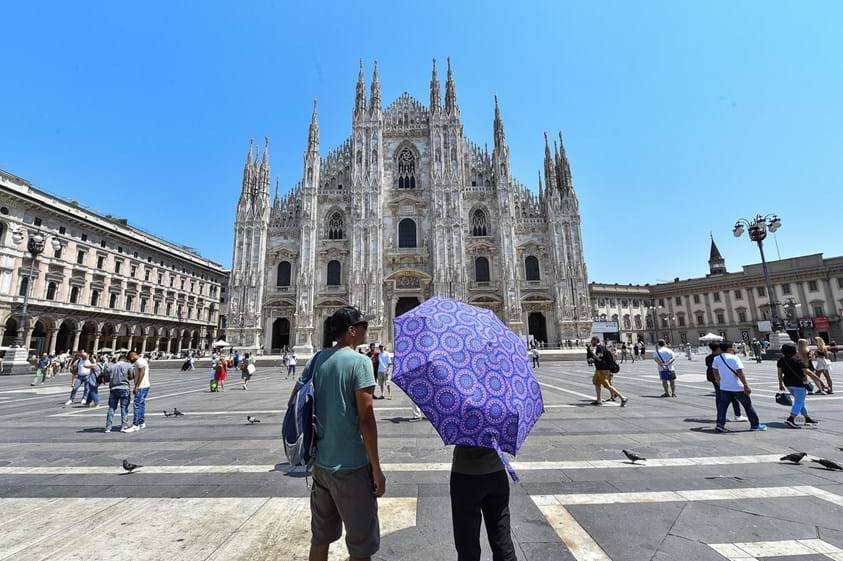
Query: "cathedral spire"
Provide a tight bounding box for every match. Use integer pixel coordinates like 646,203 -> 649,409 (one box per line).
557,131 -> 573,194
430,57 -> 441,112
273,177 -> 280,207
493,95 -> 506,149
543,132 -> 558,194
537,170 -> 544,201
259,136 -> 271,195
444,57 -> 458,115
307,98 -> 320,153
708,234 -> 727,274
242,137 -> 254,185
261,136 -> 270,169
369,59 -> 381,113
354,59 -> 366,118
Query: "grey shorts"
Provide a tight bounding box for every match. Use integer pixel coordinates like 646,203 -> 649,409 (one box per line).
311,464 -> 380,557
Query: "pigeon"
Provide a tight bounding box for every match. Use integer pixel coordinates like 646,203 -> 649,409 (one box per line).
173,408 -> 184,417
247,416 -> 261,424
780,452 -> 807,464
163,410 -> 173,418
122,459 -> 142,473
812,458 -> 843,471
622,449 -> 646,464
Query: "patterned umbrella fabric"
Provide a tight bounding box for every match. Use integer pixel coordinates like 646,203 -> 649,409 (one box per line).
392,297 -> 544,481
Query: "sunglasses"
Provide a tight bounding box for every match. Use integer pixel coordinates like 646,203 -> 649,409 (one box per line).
353,322 -> 369,330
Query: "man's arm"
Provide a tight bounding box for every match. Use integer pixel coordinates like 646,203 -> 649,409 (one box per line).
777,367 -> 785,391
134,364 -> 146,392
356,386 -> 385,497
736,369 -> 751,394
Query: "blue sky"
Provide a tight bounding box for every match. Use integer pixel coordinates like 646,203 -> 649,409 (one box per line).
2,1 -> 841,283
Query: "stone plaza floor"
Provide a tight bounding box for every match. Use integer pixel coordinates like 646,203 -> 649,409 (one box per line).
1,357 -> 842,560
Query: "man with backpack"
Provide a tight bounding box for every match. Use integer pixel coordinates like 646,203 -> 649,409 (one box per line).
654,339 -> 677,398
590,336 -> 628,406
297,306 -> 384,561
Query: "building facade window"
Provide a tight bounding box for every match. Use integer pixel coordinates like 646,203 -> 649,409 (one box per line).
18,276 -> 29,296
109,293 -> 117,308
140,298 -> 147,312
76,250 -> 85,265
277,261 -> 292,287
398,218 -> 417,248
814,305 -> 824,316
326,260 -> 341,286
782,283 -> 792,295
525,256 -> 540,281
693,294 -> 700,304
696,313 -> 705,325
96,255 -> 105,269
675,297 -> 681,306
125,296 -> 134,311
90,290 -> 99,306
738,310 -> 747,322
757,286 -> 766,296
396,148 -> 416,189
716,312 -> 725,324
471,209 -> 488,236
712,292 -> 721,303
70,286 -> 80,304
808,280 -> 818,292
734,289 -> 743,300
678,315 -> 686,327
45,282 -> 57,300
475,256 -> 490,283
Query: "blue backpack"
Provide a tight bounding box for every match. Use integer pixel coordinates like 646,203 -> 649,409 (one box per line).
282,351 -> 323,471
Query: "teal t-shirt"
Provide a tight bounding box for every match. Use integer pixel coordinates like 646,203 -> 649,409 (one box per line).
301,347 -> 376,471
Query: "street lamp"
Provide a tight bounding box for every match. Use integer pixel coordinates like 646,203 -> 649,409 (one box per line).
733,213 -> 789,351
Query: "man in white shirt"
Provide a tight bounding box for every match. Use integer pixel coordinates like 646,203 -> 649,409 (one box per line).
711,340 -> 766,433
653,339 -> 677,398
286,352 -> 297,379
377,344 -> 392,399
126,351 -> 150,432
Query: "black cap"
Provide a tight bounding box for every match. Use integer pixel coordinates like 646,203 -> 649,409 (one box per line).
330,306 -> 371,335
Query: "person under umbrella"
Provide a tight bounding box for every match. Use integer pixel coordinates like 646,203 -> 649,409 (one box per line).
393,297 -> 543,561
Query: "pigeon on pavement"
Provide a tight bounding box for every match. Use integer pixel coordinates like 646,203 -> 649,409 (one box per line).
122,459 -> 142,473
812,458 -> 843,471
163,410 -> 173,418
780,452 -> 807,464
173,408 -> 184,416
622,449 -> 646,464
247,416 -> 261,424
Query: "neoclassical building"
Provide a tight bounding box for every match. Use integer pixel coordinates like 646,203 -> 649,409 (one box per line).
227,59 -> 591,353
0,169 -> 227,364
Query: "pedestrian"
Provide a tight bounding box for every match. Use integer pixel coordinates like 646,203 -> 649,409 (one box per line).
450,445 -> 517,561
124,351 -> 150,432
85,356 -> 101,407
711,340 -> 766,432
377,344 -> 392,399
240,352 -> 255,390
286,351 -> 297,379
299,306 -> 384,561
214,354 -> 229,391
366,343 -> 381,399
751,338 -> 763,364
831,340 -> 838,362
777,343 -> 819,428
530,347 -> 540,369
639,342 -> 646,359
585,343 -> 594,366
797,338 -> 828,394
813,337 -> 834,394
65,351 -> 92,406
589,336 -> 628,406
233,349 -> 240,368
103,355 -> 135,434
31,353 -> 50,386
632,342 -> 639,362
706,342 -> 746,423
654,339 -> 677,398
620,342 -> 628,363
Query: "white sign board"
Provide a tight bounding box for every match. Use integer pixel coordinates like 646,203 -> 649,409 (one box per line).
592,321 -> 619,333
757,320 -> 772,333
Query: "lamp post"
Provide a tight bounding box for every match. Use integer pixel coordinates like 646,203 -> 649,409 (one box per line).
1,228 -> 63,375
733,214 -> 789,351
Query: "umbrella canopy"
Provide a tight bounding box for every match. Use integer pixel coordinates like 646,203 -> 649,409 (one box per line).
699,332 -> 723,342
212,340 -> 229,348
392,297 -> 544,481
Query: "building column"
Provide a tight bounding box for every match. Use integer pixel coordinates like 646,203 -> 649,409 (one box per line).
24,327 -> 34,351
176,336 -> 183,354
127,335 -> 134,352
48,329 -> 59,355
140,337 -> 147,353
110,336 -> 118,350
93,332 -> 102,353
72,329 -> 81,351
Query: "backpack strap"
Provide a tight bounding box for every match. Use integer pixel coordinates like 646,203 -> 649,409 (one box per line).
716,355 -> 740,377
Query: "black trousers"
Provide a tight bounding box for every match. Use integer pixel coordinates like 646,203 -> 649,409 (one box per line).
450,470 -> 517,561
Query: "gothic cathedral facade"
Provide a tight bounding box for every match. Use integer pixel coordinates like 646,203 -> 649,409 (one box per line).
227,59 -> 591,353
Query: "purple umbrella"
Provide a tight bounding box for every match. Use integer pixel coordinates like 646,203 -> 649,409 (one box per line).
392,297 -> 544,481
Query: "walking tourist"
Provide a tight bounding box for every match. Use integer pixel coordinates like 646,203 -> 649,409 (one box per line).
711,340 -> 766,432
232,349 -> 240,368
240,352 -> 255,390
813,337 -> 833,394
797,338 -> 828,394
633,343 -> 640,361
85,356 -> 101,407
620,342 -> 628,363
366,343 -> 381,399
65,351 -> 91,405
31,353 -> 50,386
104,355 -> 134,434
214,354 -> 229,391
590,336 -> 628,406
751,338 -> 763,363
777,343 -> 819,428
377,344 -> 392,399
654,339 -> 677,397
450,445 -> 517,561
302,306 -> 384,561
706,342 -> 746,422
286,351 -> 297,379
125,351 -> 150,432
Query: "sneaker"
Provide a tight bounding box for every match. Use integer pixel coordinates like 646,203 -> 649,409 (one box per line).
804,417 -> 819,425
64,400 -> 73,406
785,418 -> 801,429
104,427 -> 112,433
660,393 -> 670,398
734,415 -> 749,422
590,400 -> 603,406
671,393 -> 677,398
715,425 -> 730,433
139,423 -> 146,429
608,396 -> 616,401
751,424 -> 768,431
121,426 -> 137,433
620,398 -> 628,407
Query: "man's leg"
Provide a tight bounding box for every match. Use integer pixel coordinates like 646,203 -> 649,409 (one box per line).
661,379 -> 670,396
68,376 -> 83,402
733,392 -> 760,427
309,467 -> 342,561
105,391 -> 118,431
119,390 -> 131,430
605,380 -> 625,401
451,471 -> 484,561
134,388 -> 148,427
669,378 -> 676,396
480,470 -> 517,561
715,390 -> 729,429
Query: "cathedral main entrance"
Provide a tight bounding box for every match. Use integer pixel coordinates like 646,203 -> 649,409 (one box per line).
271,318 -> 290,352
528,312 -> 548,345
395,297 -> 421,318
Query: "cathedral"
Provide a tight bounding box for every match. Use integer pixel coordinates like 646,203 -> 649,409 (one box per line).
227,59 -> 591,354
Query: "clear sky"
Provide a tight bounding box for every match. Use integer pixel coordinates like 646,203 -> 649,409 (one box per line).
2,1 -> 841,283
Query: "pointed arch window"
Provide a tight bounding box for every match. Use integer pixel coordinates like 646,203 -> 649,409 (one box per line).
396,148 -> 416,189
398,218 -> 417,248
327,212 -> 344,240
471,209 -> 488,236
475,257 -> 490,283
326,260 -> 341,286
525,256 -> 540,281
277,261 -> 292,287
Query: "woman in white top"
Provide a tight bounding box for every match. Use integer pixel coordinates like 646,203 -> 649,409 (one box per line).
814,337 -> 833,394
